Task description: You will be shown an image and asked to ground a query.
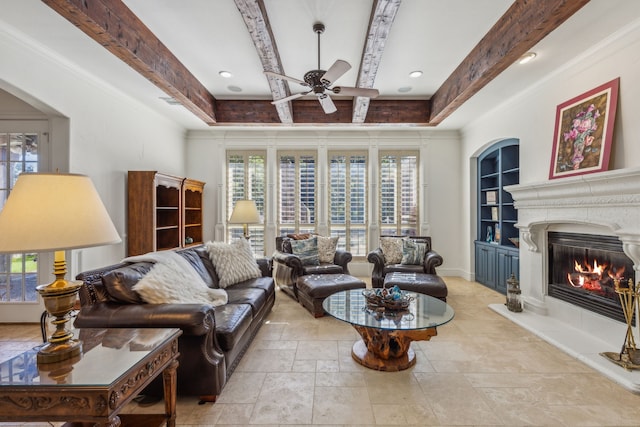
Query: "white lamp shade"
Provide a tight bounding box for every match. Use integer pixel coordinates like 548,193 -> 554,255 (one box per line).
0,173 -> 121,253
228,200 -> 261,224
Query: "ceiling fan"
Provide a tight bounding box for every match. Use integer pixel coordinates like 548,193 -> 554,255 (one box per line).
264,23 -> 379,114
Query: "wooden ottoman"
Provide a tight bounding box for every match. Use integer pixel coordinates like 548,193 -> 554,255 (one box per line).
297,274 -> 366,317
383,272 -> 448,301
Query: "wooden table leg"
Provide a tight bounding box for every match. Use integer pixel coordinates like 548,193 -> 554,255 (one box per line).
351,325 -> 437,371
163,359 -> 179,427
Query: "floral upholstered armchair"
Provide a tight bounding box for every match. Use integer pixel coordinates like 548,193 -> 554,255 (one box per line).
367,236 -> 443,288
272,234 -> 352,301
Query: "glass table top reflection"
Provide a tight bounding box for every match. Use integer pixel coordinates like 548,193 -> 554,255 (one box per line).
323,289 -> 454,330
0,327 -> 180,387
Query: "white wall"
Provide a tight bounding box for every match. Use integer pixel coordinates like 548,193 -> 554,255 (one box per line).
0,27 -> 187,276
186,129 -> 463,276
460,17 -> 640,280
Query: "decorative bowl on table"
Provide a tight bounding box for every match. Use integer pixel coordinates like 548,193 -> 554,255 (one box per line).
363,286 -> 413,311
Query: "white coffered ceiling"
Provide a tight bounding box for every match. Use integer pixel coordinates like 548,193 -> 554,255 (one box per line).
1,1 -> 639,129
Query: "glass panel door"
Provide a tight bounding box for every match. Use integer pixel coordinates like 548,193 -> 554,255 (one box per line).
0,121 -> 48,322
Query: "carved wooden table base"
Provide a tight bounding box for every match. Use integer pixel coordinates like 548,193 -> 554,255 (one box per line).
351,325 -> 437,371
0,328 -> 181,427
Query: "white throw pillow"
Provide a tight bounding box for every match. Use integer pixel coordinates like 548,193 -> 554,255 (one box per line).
317,235 -> 339,263
380,236 -> 404,265
132,259 -> 228,306
206,239 -> 262,288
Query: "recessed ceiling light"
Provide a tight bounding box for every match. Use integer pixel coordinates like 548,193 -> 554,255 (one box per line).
227,85 -> 242,92
159,96 -> 181,105
518,52 -> 537,64
409,71 -> 423,78
398,86 -> 412,93
219,71 -> 233,78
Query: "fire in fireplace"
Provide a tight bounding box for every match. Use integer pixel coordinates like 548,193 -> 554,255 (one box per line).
548,232 -> 635,324
566,258 -> 627,293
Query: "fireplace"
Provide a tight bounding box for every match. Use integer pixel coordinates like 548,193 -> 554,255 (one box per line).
547,231 -> 634,324
498,167 -> 640,392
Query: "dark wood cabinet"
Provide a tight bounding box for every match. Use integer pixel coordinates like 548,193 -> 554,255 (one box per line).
475,140 -> 519,292
127,171 -> 205,256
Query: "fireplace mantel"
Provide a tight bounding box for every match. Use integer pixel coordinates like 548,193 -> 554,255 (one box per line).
506,167 -> 640,265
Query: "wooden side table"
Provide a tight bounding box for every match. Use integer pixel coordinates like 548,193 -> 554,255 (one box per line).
0,327 -> 181,427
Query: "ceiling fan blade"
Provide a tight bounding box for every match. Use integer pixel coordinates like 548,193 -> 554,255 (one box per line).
320,60 -> 351,85
264,71 -> 309,87
331,86 -> 380,98
271,92 -> 308,105
317,94 -> 337,114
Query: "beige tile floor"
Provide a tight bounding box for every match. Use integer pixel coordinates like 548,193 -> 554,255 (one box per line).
2,277 -> 640,426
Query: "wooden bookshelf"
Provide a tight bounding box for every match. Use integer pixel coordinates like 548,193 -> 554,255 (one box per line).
127,171 -> 205,256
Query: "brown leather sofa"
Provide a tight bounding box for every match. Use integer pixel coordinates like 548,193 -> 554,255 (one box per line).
74,245 -> 274,403
367,236 -> 444,288
272,236 -> 352,300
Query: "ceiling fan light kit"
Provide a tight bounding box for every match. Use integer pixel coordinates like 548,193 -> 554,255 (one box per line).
265,22 -> 379,114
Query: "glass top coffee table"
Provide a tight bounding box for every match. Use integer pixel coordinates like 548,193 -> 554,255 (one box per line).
0,327 -> 181,426
323,289 -> 454,371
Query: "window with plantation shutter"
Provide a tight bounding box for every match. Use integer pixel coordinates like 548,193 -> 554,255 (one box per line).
226,151 -> 266,255
329,152 -> 367,256
278,152 -> 316,236
379,151 -> 418,236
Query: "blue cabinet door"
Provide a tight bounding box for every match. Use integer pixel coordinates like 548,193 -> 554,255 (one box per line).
497,247 -> 520,294
475,241 -> 497,288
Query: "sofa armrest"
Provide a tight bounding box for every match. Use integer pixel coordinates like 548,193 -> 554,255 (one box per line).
272,251 -> 304,274
256,257 -> 273,277
367,248 -> 384,267
333,250 -> 352,274
367,248 -> 386,288
74,302 -> 216,336
424,250 -> 444,274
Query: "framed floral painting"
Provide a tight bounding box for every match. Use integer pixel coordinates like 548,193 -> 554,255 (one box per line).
549,78 -> 619,179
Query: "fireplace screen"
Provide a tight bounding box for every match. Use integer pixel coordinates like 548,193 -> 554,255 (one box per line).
548,232 -> 635,324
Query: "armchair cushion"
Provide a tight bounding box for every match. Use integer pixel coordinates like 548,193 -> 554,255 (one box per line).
401,239 -> 427,265
287,233 -> 312,240
290,236 -> 320,266
380,236 -> 404,264
317,235 -> 339,263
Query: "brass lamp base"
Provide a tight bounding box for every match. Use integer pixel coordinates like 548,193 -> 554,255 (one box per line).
37,338 -> 83,364
37,278 -> 83,364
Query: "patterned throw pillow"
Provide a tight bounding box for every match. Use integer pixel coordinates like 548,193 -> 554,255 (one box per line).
290,236 -> 320,266
205,239 -> 262,288
401,239 -> 427,265
317,235 -> 339,263
380,236 -> 404,265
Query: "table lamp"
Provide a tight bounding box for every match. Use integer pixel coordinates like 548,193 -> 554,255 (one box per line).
228,199 -> 260,239
0,173 -> 121,364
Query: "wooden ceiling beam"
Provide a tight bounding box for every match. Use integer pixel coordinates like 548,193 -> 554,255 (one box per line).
352,0 -> 402,123
429,0 -> 591,125
214,99 -> 431,125
41,0 -> 218,125
233,0 -> 293,124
